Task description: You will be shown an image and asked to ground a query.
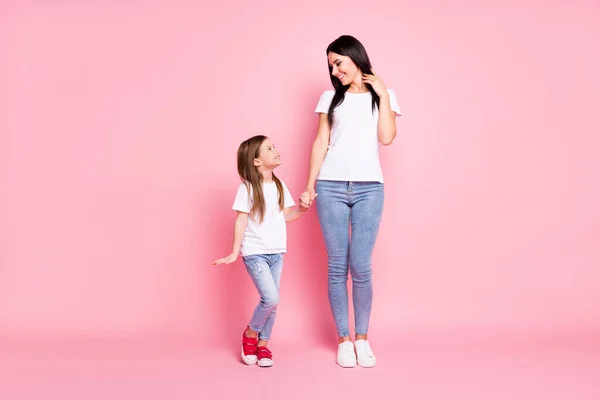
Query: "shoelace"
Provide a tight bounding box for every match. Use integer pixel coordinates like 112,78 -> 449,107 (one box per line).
340,342 -> 354,359
356,341 -> 374,358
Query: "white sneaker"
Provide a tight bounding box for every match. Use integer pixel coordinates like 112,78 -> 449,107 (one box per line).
337,341 -> 357,368
355,339 -> 376,368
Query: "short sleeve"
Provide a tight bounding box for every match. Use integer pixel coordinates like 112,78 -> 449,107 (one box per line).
387,89 -> 402,116
314,90 -> 335,114
282,182 -> 295,208
232,183 -> 251,213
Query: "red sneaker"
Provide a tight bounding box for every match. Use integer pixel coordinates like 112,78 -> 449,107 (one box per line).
257,346 -> 274,367
241,329 -> 258,365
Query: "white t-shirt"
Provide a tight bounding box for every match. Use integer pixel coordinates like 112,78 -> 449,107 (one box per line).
314,88 -> 401,183
232,180 -> 295,256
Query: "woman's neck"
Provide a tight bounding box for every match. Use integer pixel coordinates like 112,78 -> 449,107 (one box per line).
348,77 -> 369,93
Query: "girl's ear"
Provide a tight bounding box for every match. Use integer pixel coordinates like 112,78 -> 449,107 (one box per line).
253,158 -> 261,167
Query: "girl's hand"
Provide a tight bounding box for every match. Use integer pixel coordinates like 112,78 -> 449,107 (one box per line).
213,253 -> 238,266
362,70 -> 387,98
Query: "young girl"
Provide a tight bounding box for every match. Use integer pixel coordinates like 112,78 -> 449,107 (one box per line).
213,135 -> 311,367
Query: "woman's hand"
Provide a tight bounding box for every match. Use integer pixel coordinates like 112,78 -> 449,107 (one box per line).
362,70 -> 388,98
304,186 -> 318,207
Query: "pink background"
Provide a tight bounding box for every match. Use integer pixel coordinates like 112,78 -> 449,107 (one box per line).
1,0 -> 599,349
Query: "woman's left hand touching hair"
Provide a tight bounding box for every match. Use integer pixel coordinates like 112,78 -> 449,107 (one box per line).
362,70 -> 388,98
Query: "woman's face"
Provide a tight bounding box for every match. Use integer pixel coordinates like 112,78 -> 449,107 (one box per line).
328,52 -> 360,86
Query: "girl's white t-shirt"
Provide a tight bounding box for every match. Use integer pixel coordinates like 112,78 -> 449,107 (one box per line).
232,180 -> 295,256
315,89 -> 401,183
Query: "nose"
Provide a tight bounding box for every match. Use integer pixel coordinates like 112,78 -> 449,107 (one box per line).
331,65 -> 338,76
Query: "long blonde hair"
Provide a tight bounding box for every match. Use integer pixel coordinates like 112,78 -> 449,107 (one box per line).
237,135 -> 284,223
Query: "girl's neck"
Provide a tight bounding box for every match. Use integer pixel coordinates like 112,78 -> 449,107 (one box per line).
260,170 -> 274,183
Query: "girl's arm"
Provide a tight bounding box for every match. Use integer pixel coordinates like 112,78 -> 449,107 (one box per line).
283,207 -> 304,223
284,192 -> 312,223
305,113 -> 331,200
212,211 -> 248,265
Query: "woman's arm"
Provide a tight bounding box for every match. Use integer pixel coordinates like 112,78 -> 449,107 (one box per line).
363,71 -> 397,145
376,91 -> 397,145
305,113 -> 331,201
212,211 -> 248,265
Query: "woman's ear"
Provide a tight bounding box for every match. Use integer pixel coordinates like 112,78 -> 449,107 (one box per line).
253,158 -> 261,167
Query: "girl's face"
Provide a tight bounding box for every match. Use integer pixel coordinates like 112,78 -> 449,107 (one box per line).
254,138 -> 281,169
328,51 -> 361,86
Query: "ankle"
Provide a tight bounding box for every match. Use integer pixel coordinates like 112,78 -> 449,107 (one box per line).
338,336 -> 351,344
355,334 -> 368,341
245,327 -> 258,339
257,340 -> 268,347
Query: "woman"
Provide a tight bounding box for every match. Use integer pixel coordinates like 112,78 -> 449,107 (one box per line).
302,35 -> 401,368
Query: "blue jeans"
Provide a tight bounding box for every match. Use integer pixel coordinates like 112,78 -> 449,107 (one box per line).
242,253 -> 284,341
315,180 -> 384,337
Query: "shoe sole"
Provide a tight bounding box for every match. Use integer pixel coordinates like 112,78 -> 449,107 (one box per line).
337,360 -> 357,368
357,361 -> 376,368
257,359 -> 274,367
357,356 -> 376,368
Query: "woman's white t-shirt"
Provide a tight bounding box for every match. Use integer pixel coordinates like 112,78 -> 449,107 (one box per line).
232,181 -> 295,256
314,89 -> 401,183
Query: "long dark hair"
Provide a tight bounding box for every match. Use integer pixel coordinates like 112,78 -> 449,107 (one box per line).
326,35 -> 380,126
236,135 -> 284,223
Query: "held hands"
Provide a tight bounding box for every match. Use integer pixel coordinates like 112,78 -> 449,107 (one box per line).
300,188 -> 318,211
299,192 -> 311,212
212,252 -> 237,266
362,70 -> 387,98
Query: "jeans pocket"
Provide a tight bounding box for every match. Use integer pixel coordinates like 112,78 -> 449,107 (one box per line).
243,256 -> 265,275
